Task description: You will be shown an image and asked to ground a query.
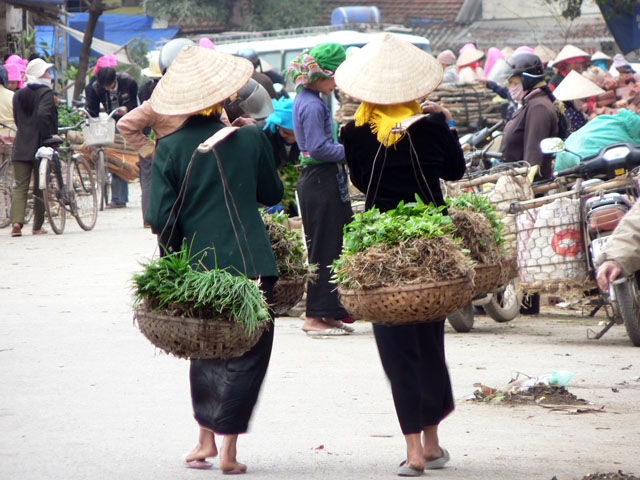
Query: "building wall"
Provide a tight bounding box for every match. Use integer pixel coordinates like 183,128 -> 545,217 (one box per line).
482,0 -> 600,20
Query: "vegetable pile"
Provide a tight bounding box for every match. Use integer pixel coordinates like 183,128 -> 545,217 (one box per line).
446,193 -> 506,265
261,210 -> 316,282
332,197 -> 474,290
57,105 -> 84,128
132,245 -> 270,335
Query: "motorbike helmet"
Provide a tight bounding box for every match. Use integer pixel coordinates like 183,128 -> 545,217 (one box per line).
236,48 -> 260,69
159,38 -> 195,74
507,52 -> 545,91
225,78 -> 274,120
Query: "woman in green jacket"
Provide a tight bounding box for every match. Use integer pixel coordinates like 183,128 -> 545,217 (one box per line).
146,46 -> 283,474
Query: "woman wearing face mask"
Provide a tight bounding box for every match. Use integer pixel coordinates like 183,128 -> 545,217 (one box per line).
501,52 -> 561,181
553,70 -> 605,135
9,58 -> 58,237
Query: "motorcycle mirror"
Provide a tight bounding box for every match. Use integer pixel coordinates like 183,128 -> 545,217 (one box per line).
539,137 -> 565,155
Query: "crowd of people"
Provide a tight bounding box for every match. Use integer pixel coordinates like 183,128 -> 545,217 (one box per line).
3,35 -> 639,476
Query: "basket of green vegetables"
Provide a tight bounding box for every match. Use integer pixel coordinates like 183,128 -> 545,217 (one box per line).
446,193 -> 515,296
332,198 -> 475,325
132,246 -> 271,359
261,210 -> 317,315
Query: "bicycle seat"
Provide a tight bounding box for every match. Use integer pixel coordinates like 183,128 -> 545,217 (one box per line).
42,136 -> 64,147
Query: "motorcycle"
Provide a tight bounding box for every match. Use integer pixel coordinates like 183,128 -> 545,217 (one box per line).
526,138 -> 640,345
460,119 -> 506,172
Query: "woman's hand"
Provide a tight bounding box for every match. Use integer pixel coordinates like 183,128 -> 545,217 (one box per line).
596,260 -> 622,291
420,100 -> 453,122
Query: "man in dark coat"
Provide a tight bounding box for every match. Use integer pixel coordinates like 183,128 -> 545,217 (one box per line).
9,58 -> 57,237
84,66 -> 138,207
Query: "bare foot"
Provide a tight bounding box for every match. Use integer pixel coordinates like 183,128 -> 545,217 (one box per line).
301,316 -> 330,332
185,427 -> 218,462
220,434 -> 247,475
221,461 -> 247,475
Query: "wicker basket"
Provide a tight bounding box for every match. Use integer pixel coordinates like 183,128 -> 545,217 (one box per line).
272,278 -> 305,316
134,305 -> 267,360
472,263 -> 502,296
338,276 -> 474,326
499,256 -> 518,286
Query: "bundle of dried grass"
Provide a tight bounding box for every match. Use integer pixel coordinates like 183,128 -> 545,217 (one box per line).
333,237 -> 474,290
261,212 -> 316,282
450,207 -> 505,265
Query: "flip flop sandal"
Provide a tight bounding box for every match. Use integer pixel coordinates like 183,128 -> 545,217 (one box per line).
222,464 -> 247,475
397,460 -> 424,477
182,454 -> 213,470
306,327 -> 349,337
424,447 -> 450,469
339,322 -> 355,333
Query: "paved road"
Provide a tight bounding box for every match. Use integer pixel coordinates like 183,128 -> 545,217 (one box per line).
1,186 -> 639,479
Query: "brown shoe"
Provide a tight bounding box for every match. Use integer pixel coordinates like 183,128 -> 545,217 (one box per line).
143,221 -> 151,228
32,228 -> 48,235
11,223 -> 22,237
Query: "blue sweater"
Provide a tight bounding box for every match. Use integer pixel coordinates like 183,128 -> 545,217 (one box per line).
292,87 -> 344,163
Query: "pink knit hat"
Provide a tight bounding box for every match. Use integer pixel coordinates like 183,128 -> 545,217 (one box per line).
483,47 -> 504,79
198,37 -> 216,50
515,46 -> 535,54
5,63 -> 21,82
92,54 -> 117,75
5,55 -> 26,88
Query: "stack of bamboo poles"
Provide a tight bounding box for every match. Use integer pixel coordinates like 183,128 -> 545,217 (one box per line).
429,84 -> 506,134
69,131 -> 140,182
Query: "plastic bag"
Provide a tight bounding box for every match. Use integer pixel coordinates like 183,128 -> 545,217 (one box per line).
555,108 -> 640,171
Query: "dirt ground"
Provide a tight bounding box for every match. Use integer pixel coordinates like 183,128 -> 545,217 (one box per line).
1,182 -> 639,480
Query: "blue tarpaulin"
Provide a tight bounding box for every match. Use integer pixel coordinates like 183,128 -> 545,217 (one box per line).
36,14 -> 179,60
599,3 -> 640,55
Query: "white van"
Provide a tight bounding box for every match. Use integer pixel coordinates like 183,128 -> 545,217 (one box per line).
210,25 -> 431,76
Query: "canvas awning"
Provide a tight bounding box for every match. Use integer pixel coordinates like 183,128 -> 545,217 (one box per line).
56,23 -> 132,64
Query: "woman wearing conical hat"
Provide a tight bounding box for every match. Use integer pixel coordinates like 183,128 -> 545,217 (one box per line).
146,46 -> 283,474
549,45 -> 590,91
337,33 -> 465,476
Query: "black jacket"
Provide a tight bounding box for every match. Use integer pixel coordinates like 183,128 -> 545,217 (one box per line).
341,113 -> 466,212
85,72 -> 138,121
12,84 -> 58,162
264,127 -> 299,170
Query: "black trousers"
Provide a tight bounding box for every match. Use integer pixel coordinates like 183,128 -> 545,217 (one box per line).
297,163 -> 352,318
189,276 -> 276,434
373,319 -> 454,434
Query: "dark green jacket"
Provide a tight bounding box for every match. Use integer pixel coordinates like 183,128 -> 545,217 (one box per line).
146,115 -> 284,278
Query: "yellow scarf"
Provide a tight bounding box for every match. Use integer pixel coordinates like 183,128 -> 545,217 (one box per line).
198,104 -> 222,117
354,101 -> 422,147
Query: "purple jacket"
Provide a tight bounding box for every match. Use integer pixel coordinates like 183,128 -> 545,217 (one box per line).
292,87 -> 344,163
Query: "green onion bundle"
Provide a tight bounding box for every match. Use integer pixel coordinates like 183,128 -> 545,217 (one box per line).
132,245 -> 270,335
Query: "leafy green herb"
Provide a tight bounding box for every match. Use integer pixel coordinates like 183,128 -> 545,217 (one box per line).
446,193 -> 505,245
132,243 -> 270,335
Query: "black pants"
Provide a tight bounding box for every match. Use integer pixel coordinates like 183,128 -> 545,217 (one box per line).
373,319 -> 454,434
297,163 -> 352,318
189,276 -> 276,434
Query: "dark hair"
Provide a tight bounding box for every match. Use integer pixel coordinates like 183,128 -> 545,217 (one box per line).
96,67 -> 117,87
28,53 -> 42,61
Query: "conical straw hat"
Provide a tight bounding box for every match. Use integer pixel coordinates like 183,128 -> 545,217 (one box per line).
591,51 -> 611,61
554,45 -> 589,64
456,47 -> 485,67
501,46 -> 515,59
334,33 -> 443,105
534,45 -> 556,64
552,70 -> 605,101
151,45 -> 253,116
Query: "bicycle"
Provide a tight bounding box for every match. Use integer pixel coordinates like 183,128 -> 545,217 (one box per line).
36,125 -> 98,234
77,107 -> 123,211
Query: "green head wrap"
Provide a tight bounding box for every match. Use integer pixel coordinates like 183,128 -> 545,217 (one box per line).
309,42 -> 346,73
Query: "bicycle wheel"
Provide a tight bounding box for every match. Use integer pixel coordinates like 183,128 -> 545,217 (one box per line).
71,156 -> 98,230
95,150 -> 107,211
42,157 -> 66,234
0,160 -> 12,228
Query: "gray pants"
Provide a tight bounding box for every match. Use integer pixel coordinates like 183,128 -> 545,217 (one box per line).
137,154 -> 152,221
10,160 -> 44,230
